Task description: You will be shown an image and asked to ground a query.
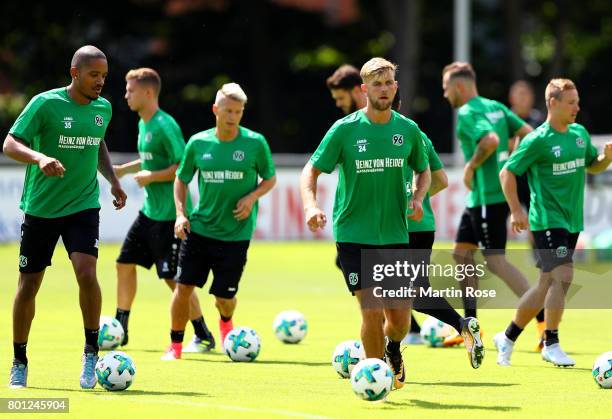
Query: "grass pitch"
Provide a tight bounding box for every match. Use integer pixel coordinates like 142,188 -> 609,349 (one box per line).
0,241 -> 611,418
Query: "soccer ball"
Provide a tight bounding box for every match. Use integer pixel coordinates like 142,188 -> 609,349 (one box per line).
592,351 -> 612,388
95,351 -> 136,391
273,310 -> 308,344
98,316 -> 124,350
332,340 -> 366,378
350,358 -> 393,401
223,327 -> 261,362
420,316 -> 454,347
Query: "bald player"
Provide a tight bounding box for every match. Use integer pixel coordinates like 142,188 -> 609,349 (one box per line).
3,45 -> 127,389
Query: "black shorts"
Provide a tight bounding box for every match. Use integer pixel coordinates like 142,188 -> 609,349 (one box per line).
455,202 -> 509,254
176,232 -> 250,298
19,208 -> 100,273
516,173 -> 531,211
116,212 -> 181,279
532,229 -> 580,273
336,242 -> 410,293
408,231 -> 435,251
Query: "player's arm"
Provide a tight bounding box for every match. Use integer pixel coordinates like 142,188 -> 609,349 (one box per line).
2,133 -> 65,177
429,168 -> 448,197
233,176 -> 277,221
463,132 -> 499,190
113,159 -> 141,178
98,141 -> 127,210
133,164 -> 179,188
587,142 -> 612,174
500,167 -> 528,233
173,177 -> 190,240
300,162 -> 327,232
408,167 -> 431,222
514,123 -> 533,140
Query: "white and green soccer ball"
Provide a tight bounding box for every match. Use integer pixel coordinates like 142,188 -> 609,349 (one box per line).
420,316 -> 453,347
223,327 -> 261,362
592,351 -> 612,388
273,310 -> 308,344
98,316 -> 124,350
95,351 -> 136,391
350,358 -> 393,401
332,340 -> 366,378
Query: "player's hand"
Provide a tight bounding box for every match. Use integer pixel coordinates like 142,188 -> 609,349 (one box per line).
113,164 -> 125,179
233,194 -> 256,221
305,206 -> 326,232
510,209 -> 529,233
111,182 -> 127,210
604,142 -> 612,161
407,199 -> 424,222
175,215 -> 190,240
134,170 -> 153,188
38,156 -> 65,177
463,163 -> 474,191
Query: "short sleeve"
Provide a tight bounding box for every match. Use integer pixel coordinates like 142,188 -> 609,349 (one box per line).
9,95 -> 46,145
581,127 -> 599,166
310,122 -> 343,173
176,139 -> 197,184
504,134 -> 541,176
161,120 -> 186,164
501,103 -> 527,134
422,132 -> 443,171
255,136 -> 276,180
407,130 -> 429,173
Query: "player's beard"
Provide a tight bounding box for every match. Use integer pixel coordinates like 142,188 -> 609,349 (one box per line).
368,95 -> 392,111
347,98 -> 358,114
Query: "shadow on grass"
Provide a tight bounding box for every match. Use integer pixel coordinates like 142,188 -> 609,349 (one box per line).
135,349 -> 225,356
181,358 -> 329,367
382,400 -> 521,411
412,381 -> 518,387
28,387 -> 209,397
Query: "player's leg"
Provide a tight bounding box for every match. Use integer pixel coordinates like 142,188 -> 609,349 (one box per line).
383,306 -> 411,389
453,209 -> 479,320
10,214 -> 60,388
61,208 -> 103,389
354,291 -> 385,358
209,238 -> 250,344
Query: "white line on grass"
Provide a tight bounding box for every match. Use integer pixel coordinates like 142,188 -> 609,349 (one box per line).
92,395 -> 330,419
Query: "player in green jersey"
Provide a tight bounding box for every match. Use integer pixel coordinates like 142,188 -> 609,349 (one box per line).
162,83 -> 276,360
303,58 -> 432,389
494,79 -> 612,367
112,68 -> 214,352
442,62 -> 538,331
326,64 -> 367,115
3,45 -> 127,389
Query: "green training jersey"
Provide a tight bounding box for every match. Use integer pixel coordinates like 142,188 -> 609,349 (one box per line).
407,133 -> 444,233
504,122 -> 599,233
310,110 -> 429,245
176,126 -> 275,241
138,109 -> 192,221
457,96 -> 525,208
9,87 -> 112,218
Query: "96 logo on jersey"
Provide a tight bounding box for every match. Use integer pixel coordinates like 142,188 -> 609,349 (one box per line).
392,134 -> 404,146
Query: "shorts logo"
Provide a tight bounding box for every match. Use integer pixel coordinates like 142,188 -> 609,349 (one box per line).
95,115 -> 104,127
392,134 -> 404,146
94,239 -> 99,249
233,150 -> 245,161
576,137 -> 585,148
228,287 -> 236,292
551,145 -> 562,158
19,255 -> 27,268
162,262 -> 169,272
348,272 -> 359,286
556,246 -> 568,258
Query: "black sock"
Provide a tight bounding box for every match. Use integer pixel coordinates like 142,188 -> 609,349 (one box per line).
170,330 -> 185,344
544,329 -> 559,346
504,321 -> 524,342
115,308 -> 130,331
220,315 -> 232,322
13,342 -> 27,366
409,314 -> 420,333
463,295 -> 477,319
414,308 -> 463,335
191,316 -> 210,339
535,309 -> 545,323
84,328 -> 99,354
386,339 -> 401,353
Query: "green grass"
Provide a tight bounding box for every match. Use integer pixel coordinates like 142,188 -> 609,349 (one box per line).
0,241 -> 611,418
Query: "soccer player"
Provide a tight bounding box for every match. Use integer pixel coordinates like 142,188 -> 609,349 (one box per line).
494,79 -> 612,367
3,45 -> 127,389
326,64 -> 367,114
441,62 -> 535,329
508,80 -> 547,349
112,68 -> 215,352
302,57 -> 433,389
162,83 -> 276,360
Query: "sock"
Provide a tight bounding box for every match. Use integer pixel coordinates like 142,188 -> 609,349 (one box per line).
386,339 -> 401,353
463,295 -> 477,319
544,329 -> 559,346
409,314 -> 420,333
170,330 -> 185,344
535,309 -> 545,323
504,321 -> 524,342
191,316 -> 209,339
13,342 -> 27,365
84,328 -> 99,354
220,315 -> 232,323
115,308 -> 130,331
